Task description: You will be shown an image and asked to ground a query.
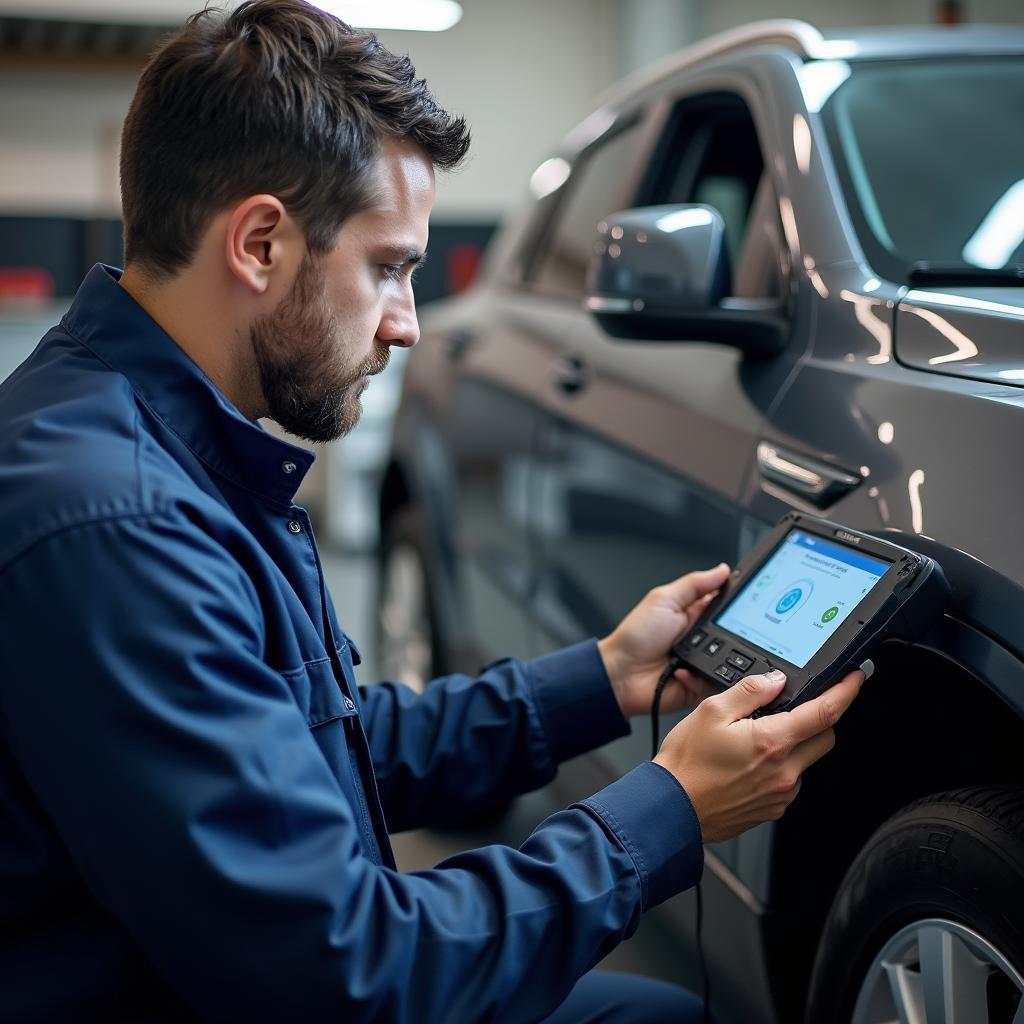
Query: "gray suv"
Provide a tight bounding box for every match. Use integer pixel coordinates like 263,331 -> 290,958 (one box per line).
378,20 -> 1024,1024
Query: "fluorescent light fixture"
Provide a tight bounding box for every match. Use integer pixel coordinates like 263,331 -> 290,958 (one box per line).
0,0 -> 463,30
655,208 -> 713,233
797,60 -> 851,113
0,0 -> 200,24
308,1 -> 462,32
529,157 -> 571,200
962,179 -> 1024,269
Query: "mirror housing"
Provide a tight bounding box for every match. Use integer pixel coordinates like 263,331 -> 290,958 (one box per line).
585,204 -> 786,355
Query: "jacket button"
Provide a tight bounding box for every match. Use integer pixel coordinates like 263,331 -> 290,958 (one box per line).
287,520 -> 302,534
282,460 -> 297,475
344,696 -> 355,711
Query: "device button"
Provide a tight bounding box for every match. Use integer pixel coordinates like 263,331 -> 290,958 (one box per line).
705,638 -> 723,656
726,652 -> 752,672
686,630 -> 707,648
714,664 -> 739,683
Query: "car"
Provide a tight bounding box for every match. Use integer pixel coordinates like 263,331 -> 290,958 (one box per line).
376,19 -> 1024,1023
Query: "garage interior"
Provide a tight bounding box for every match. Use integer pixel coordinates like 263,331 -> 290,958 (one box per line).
2,2 -> 1023,1022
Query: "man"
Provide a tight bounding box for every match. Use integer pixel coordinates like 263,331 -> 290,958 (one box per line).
0,3 -> 862,1021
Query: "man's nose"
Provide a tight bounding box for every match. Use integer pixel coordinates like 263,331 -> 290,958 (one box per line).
378,287 -> 420,348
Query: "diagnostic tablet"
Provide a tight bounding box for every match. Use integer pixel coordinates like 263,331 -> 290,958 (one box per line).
672,512 -> 950,714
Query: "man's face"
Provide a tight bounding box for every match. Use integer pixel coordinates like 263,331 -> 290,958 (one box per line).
251,140 -> 435,443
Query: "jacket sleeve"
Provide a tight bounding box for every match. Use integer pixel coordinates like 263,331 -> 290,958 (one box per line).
0,511 -> 703,1024
358,642 -> 631,831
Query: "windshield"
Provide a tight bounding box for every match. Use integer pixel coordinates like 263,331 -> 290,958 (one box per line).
821,58 -> 1024,283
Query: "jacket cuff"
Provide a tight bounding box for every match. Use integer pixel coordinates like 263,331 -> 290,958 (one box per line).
524,639 -> 629,764
577,761 -> 704,910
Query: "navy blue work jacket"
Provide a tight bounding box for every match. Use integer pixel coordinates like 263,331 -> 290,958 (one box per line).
0,265 -> 703,1023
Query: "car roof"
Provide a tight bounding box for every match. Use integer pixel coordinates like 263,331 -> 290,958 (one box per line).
601,19 -> 1024,113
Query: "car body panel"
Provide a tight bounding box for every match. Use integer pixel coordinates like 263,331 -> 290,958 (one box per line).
895,287 -> 1024,387
383,22 -> 1024,1024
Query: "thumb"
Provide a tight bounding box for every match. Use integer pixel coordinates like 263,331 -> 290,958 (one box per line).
665,562 -> 730,613
714,669 -> 787,721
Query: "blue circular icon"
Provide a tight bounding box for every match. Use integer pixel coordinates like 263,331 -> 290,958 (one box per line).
776,588 -> 803,614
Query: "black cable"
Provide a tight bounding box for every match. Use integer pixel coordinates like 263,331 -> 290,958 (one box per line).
696,884 -> 711,1024
650,661 -> 677,759
651,658 -> 712,1024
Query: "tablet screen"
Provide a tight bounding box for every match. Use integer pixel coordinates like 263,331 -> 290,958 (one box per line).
714,529 -> 890,668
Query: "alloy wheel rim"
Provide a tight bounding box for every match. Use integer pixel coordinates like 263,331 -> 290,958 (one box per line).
379,541 -> 432,693
851,917 -> 1024,1024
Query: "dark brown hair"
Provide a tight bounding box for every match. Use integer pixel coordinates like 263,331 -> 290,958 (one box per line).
120,0 -> 470,279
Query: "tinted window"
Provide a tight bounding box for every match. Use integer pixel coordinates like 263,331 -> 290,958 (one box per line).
822,58 -> 1024,280
652,98 -> 764,267
529,121 -> 642,298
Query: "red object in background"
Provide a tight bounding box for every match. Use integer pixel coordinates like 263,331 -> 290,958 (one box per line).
446,243 -> 482,295
937,0 -> 964,25
0,268 -> 55,301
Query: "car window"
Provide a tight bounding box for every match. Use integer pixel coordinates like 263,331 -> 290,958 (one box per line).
527,120 -> 643,298
651,97 -> 765,271
822,57 -> 1024,281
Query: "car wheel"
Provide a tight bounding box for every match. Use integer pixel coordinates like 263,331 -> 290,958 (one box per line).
806,786 -> 1024,1024
377,506 -> 445,693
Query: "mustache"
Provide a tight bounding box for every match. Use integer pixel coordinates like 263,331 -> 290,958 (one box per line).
361,346 -> 391,378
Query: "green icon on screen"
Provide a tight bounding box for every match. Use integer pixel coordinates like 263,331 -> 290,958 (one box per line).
821,606 -> 839,623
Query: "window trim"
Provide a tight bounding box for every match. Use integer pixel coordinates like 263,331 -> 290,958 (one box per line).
513,103 -> 662,301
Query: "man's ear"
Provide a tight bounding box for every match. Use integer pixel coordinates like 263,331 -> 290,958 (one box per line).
224,195 -> 303,296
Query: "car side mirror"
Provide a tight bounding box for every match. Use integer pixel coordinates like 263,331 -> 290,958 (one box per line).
584,204 -> 786,355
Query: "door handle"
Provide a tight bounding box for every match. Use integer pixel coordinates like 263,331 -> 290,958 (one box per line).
756,441 -> 861,508
552,356 -> 589,396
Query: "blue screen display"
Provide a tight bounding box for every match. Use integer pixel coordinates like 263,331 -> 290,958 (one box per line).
714,530 -> 890,668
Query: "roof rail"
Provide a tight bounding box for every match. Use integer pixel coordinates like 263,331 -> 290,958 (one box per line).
598,19 -> 830,110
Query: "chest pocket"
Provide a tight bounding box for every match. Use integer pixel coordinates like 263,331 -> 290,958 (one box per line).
279,654 -> 356,728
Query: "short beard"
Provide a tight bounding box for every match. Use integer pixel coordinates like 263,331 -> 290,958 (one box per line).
250,254 -> 389,444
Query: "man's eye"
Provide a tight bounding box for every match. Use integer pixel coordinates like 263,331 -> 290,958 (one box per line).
382,264 -> 405,281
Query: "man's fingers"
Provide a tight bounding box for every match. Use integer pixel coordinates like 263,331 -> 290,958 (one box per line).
776,670 -> 865,745
662,563 -> 730,615
789,727 -> 836,774
673,668 -> 718,704
711,669 -> 787,721
688,592 -> 718,616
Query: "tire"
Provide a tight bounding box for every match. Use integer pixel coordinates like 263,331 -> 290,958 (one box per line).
377,506 -> 447,692
805,786 -> 1024,1024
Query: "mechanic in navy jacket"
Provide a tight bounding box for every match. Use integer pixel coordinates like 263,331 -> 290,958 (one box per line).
0,3 -> 863,1021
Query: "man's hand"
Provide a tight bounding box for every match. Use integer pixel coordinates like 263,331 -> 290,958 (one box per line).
655,668 -> 864,843
598,563 -> 730,719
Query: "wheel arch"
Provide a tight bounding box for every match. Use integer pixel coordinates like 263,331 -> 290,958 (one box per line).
764,632 -> 1024,1022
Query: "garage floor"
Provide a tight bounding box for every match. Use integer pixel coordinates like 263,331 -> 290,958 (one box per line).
321,547 -> 710,1005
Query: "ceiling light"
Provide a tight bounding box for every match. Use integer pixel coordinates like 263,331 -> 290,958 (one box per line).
0,0 -> 464,29
308,1 -> 463,32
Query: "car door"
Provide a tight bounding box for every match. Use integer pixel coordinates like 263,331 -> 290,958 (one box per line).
410,293 -> 570,673
530,82 -> 794,775
430,106 -> 661,670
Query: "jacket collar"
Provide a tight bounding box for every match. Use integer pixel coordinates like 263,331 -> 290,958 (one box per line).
62,264 -> 315,507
